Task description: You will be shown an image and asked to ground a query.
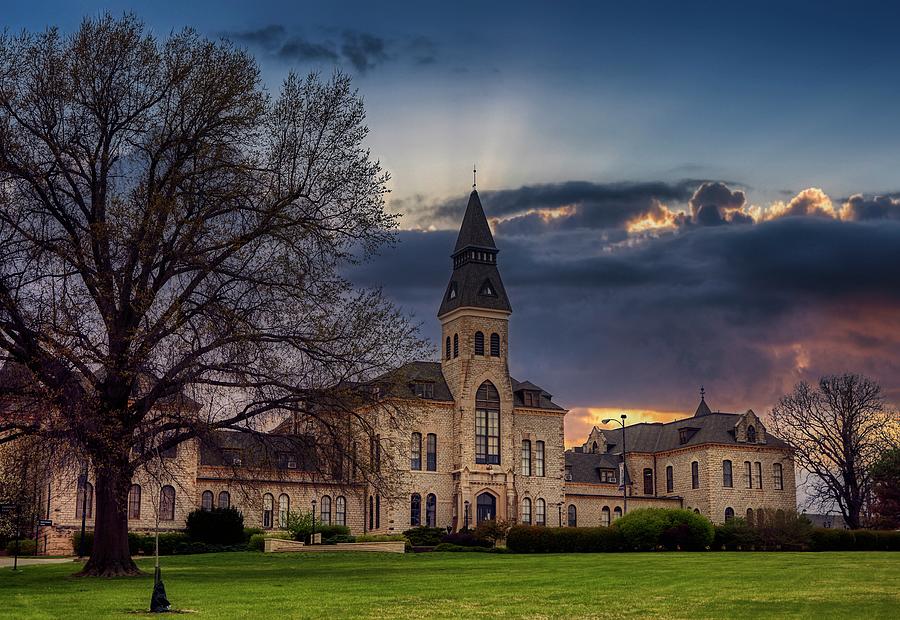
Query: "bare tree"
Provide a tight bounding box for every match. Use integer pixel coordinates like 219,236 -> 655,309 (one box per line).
771,374 -> 897,529
0,14 -> 423,576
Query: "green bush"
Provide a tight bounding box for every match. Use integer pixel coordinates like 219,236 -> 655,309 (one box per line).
433,542 -> 509,553
243,527 -> 264,542
284,510 -> 313,541
403,526 -> 446,546
809,528 -> 900,551
755,510 -> 812,550
315,524 -> 351,540
614,508 -> 714,551
71,531 -> 94,555
355,534 -> 406,543
248,534 -> 266,551
6,539 -> 37,555
506,526 -> 625,553
713,519 -> 761,550
325,534 -> 356,544
186,506 -> 245,544
473,519 -> 512,546
138,532 -> 190,555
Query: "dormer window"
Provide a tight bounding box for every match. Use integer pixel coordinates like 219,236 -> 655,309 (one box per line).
522,391 -> 540,407
447,282 -> 458,300
679,427 -> 699,445
599,468 -> 617,483
413,382 -> 434,399
478,279 -> 497,297
747,425 -> 757,443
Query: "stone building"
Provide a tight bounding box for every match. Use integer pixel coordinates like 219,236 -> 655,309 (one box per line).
2,187 -> 796,554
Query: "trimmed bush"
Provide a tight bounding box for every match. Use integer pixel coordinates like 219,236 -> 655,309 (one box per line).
6,539 -> 37,555
506,526 -> 625,553
440,531 -> 492,548
71,531 -> 94,555
755,510 -> 812,550
325,534 -> 355,544
315,524 -> 351,541
809,528 -> 900,551
243,527 -> 264,542
473,519 -> 512,546
615,508 -> 714,551
355,534 -> 406,543
403,527 -> 446,546
713,519 -> 762,550
186,506 -> 245,544
138,532 -> 190,555
434,543 -> 509,553
248,534 -> 266,551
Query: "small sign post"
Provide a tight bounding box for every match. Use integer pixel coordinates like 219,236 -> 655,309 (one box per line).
38,519 -> 52,526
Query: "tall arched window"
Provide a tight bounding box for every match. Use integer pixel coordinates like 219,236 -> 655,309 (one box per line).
474,331 -> 485,355
218,491 -> 230,509
262,493 -> 274,528
410,493 -> 421,527
535,498 -> 546,526
521,440 -> 531,475
591,441 -> 599,454
368,495 -> 374,530
725,507 -> 735,521
722,460 -> 733,488
535,441 -> 545,477
375,495 -> 381,529
410,432 -> 422,470
201,490 -> 214,511
335,496 -> 347,526
773,463 -> 784,490
754,461 -> 763,489
744,461 -> 752,488
160,485 -> 175,521
601,506 -> 611,527
128,484 -> 141,519
320,495 -> 332,525
567,504 -> 577,527
426,494 -> 436,527
613,506 -> 623,520
453,333 -> 459,358
426,433 -> 437,471
643,468 -> 654,495
75,480 -> 93,520
475,381 -> 501,464
278,493 -> 290,528
747,425 -> 757,443
691,461 -> 700,489
746,508 -> 754,525
522,497 -> 532,524
666,465 -> 674,492
490,333 -> 500,357
445,336 -> 451,360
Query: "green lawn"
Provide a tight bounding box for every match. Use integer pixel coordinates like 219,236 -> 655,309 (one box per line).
1,551 -> 898,619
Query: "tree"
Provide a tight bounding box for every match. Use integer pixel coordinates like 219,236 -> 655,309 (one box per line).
0,15 -> 422,576
870,447 -> 900,529
771,374 -> 897,529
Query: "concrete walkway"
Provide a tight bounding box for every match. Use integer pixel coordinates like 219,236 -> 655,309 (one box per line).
0,556 -> 73,568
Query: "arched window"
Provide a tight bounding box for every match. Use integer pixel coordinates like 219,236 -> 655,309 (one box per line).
591,441 -> 599,454
410,493 -> 421,527
160,485 -> 175,521
567,504 -> 577,527
521,440 -> 531,475
474,331 -> 484,355
335,496 -> 347,526
490,333 -> 500,357
744,461 -> 752,488
410,432 -> 422,470
218,491 -> 230,509
535,441 -> 545,477
773,463 -> 784,490
75,480 -> 93,520
320,495 -> 332,525
522,498 -> 532,524
368,495 -> 374,530
201,490 -> 214,511
445,336 -> 451,360
262,493 -> 274,529
375,495 -> 381,529
746,508 -> 754,525
691,461 -> 700,489
722,460 -> 733,488
694,508 -> 700,514
128,484 -> 141,519
278,494 -> 290,528
535,498 -> 546,526
426,494 -> 437,527
453,333 -> 459,358
747,425 -> 757,443
601,506 -> 611,527
725,507 -> 735,521
754,462 -> 762,489
643,468 -> 654,495
613,506 -> 622,520
666,465 -> 674,492
475,381 -> 501,464
426,433 -> 437,471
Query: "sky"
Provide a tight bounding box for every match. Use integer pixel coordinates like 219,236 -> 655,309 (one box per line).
8,1 -> 900,444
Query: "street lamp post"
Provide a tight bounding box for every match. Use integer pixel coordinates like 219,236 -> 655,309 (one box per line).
311,499 -> 317,544
77,462 -> 89,559
602,414 -> 628,514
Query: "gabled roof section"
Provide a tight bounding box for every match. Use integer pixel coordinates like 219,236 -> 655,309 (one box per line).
511,378 -> 566,411
694,396 -> 712,417
371,361 -> 454,402
454,190 -> 497,252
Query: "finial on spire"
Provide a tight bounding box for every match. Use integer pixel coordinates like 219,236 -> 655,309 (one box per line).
700,385 -> 706,401
473,163 -> 477,189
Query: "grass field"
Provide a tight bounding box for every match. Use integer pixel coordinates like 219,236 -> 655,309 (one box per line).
1,551 -> 898,619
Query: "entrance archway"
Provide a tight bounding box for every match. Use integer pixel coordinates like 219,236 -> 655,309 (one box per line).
476,492 -> 496,523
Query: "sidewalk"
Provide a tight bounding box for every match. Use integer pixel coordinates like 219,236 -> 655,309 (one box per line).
0,557 -> 73,568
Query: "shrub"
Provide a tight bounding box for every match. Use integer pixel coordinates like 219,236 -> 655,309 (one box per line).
325,534 -> 355,544
138,532 -> 190,555
71,531 -> 94,555
355,534 -> 407,543
248,533 -> 267,551
755,510 -> 812,550
614,508 -> 714,551
440,531 -> 491,548
185,506 -> 245,544
315,524 -> 351,541
284,510 -> 314,541
506,526 -> 625,553
713,519 -> 761,551
474,519 -> 512,546
243,527 -> 264,542
809,528 -> 900,551
403,526 -> 446,546
6,539 -> 37,555
433,542 -> 507,553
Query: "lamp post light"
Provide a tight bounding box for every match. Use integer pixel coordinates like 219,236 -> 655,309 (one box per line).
602,414 -> 628,515
463,500 -> 470,531
311,499 -> 317,544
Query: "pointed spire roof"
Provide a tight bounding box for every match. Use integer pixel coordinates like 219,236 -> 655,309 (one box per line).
694,388 -> 712,417
454,190 -> 497,253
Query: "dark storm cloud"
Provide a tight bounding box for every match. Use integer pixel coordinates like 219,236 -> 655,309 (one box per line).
219,26 -> 435,74
841,194 -> 900,221
689,181 -> 746,214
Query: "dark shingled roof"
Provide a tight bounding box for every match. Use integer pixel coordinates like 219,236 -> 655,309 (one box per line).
602,411 -> 791,453
438,190 -> 512,317
372,361 -> 455,402
694,397 -> 712,417
511,378 -> 565,411
199,430 -> 317,469
565,450 -> 622,484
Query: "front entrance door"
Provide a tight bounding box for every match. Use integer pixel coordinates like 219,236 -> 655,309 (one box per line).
476,492 -> 496,523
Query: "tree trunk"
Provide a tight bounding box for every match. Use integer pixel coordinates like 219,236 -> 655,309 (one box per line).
77,454 -> 141,577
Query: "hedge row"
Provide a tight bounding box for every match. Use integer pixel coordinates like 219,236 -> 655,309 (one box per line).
809,528 -> 900,551
506,526 -> 625,553
71,531 -> 248,556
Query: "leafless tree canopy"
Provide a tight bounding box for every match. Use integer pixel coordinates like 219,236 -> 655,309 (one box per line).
771,374 -> 897,529
0,14 -> 424,575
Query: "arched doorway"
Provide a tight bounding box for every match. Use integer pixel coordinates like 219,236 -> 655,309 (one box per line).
476,492 -> 496,523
